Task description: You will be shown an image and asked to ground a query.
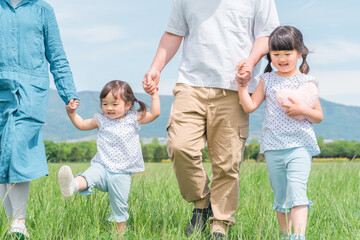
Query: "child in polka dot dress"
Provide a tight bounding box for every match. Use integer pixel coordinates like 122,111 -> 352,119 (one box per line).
58,80 -> 160,236
237,26 -> 323,240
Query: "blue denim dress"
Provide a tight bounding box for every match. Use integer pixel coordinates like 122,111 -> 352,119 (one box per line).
0,0 -> 78,183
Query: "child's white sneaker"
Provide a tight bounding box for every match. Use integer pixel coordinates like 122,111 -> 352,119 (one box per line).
9,219 -> 30,239
58,165 -> 78,198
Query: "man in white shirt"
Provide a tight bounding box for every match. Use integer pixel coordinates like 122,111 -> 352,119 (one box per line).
143,0 -> 279,238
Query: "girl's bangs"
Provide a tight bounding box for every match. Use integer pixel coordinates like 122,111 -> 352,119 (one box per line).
270,34 -> 294,51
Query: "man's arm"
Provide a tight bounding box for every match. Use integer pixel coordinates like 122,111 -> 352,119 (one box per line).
143,32 -> 183,94
236,36 -> 269,86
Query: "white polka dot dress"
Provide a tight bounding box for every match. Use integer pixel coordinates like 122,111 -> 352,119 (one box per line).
260,72 -> 320,156
91,112 -> 145,174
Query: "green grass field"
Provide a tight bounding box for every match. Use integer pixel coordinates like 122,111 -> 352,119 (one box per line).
1,162 -> 359,239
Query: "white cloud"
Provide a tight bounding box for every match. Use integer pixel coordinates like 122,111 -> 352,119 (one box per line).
309,39 -> 360,65
313,70 -> 360,95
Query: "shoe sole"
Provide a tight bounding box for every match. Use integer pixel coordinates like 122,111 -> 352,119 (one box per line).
58,165 -> 74,198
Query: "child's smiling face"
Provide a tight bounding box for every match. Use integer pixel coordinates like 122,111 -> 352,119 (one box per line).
101,92 -> 131,119
270,49 -> 302,77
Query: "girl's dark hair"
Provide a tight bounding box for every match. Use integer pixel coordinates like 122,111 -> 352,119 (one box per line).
265,25 -> 310,74
99,80 -> 147,118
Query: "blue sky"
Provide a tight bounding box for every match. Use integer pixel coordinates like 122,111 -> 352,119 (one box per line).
48,0 -> 360,107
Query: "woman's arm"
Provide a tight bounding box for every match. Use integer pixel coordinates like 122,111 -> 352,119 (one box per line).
44,7 -> 78,104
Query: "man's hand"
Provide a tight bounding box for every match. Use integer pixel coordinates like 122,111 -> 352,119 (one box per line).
235,60 -> 253,87
143,69 -> 160,95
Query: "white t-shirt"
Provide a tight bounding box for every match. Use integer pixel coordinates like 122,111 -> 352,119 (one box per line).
166,0 -> 279,93
91,112 -> 145,174
260,72 -> 320,156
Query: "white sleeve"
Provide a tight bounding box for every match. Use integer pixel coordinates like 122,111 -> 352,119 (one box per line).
94,113 -> 102,129
165,0 -> 188,36
132,112 -> 141,131
253,0 -> 280,38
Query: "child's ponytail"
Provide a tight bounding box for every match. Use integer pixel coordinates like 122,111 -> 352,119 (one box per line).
299,45 -> 310,74
134,99 -> 148,120
264,52 -> 273,73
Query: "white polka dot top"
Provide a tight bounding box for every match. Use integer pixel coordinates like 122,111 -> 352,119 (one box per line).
260,72 -> 320,156
91,112 -> 145,174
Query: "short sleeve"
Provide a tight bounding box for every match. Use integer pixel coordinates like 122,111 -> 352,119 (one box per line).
165,0 -> 188,36
94,113 -> 103,129
306,75 -> 319,87
260,72 -> 270,93
253,0 -> 280,38
129,112 -> 141,131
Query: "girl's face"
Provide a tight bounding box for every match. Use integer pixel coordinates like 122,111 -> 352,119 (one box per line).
101,92 -> 131,119
270,49 -> 302,77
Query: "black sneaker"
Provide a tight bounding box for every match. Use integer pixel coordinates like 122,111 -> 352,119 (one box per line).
185,204 -> 213,236
208,232 -> 226,240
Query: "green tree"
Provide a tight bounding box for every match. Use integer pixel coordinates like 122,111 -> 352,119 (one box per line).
245,139 -> 260,160
69,146 -> 82,162
142,144 -> 153,162
44,140 -> 59,163
153,145 -> 167,162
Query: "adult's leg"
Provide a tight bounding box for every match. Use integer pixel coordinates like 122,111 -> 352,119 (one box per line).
0,183 -> 13,218
7,182 -> 30,220
167,84 -> 210,207
206,89 -> 248,234
167,84 -> 212,236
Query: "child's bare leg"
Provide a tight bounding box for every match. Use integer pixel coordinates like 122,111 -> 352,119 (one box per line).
75,176 -> 88,191
291,205 -> 307,235
117,221 -> 127,236
276,211 -> 292,234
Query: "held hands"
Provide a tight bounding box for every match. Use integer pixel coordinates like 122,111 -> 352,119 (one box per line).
65,99 -> 80,114
235,60 -> 253,87
143,69 -> 160,95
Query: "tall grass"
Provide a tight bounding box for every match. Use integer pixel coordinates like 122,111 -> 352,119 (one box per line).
0,162 -> 359,239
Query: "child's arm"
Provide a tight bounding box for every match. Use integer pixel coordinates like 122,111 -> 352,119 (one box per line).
237,79 -> 265,113
67,112 -> 98,131
139,90 -> 160,125
283,97 -> 323,123
66,101 -> 98,130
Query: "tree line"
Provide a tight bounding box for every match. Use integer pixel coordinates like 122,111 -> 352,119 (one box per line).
44,137 -> 360,163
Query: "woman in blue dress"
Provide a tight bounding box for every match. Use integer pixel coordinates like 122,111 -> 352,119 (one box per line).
0,0 -> 78,238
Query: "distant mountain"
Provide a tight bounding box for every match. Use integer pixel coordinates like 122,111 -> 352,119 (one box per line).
43,89 -> 360,142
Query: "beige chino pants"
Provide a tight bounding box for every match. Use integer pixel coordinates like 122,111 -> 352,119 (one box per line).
167,83 -> 249,225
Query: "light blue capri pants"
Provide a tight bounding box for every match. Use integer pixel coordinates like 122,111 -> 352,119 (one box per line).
77,163 -> 132,223
264,146 -> 313,213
